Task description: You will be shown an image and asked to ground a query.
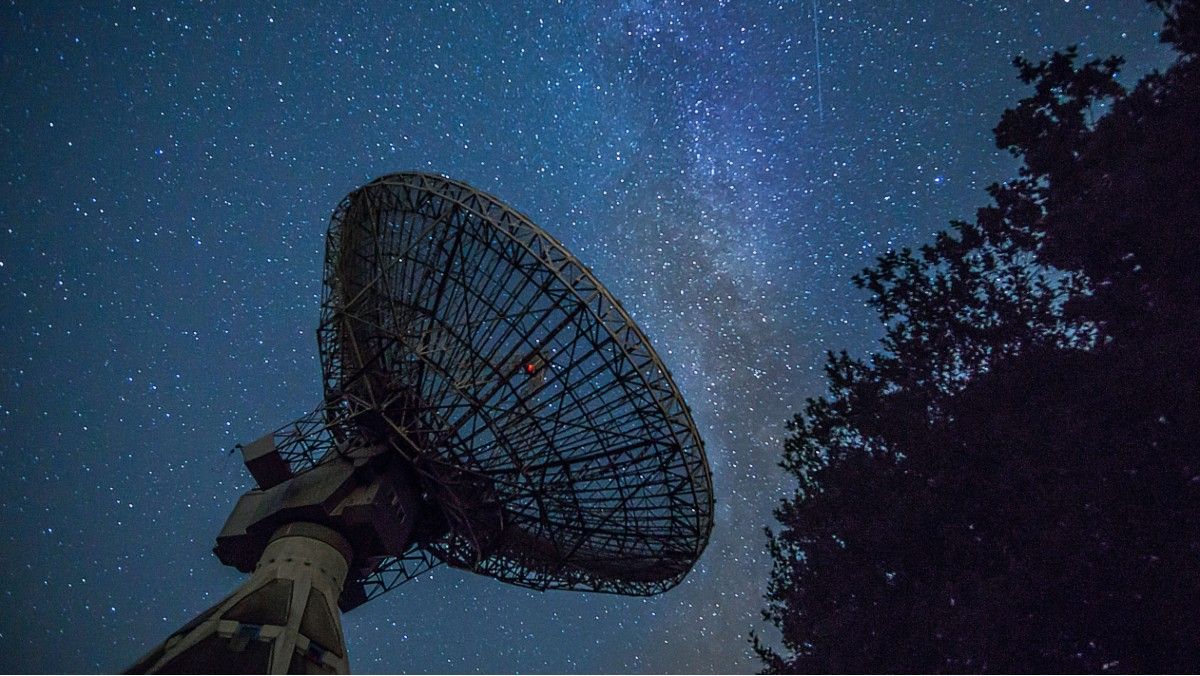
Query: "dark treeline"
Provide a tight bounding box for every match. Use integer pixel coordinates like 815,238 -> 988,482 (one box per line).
756,0 -> 1200,672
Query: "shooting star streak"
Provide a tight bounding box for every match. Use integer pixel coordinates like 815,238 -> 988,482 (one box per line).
812,0 -> 824,123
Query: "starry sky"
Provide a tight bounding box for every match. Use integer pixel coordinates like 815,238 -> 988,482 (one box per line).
0,1 -> 1175,673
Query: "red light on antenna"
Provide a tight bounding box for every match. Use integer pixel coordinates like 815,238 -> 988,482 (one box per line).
524,363 -> 537,374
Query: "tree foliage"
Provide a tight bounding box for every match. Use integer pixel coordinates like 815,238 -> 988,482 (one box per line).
757,1 -> 1200,671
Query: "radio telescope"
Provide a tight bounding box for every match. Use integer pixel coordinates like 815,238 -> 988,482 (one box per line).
127,173 -> 713,674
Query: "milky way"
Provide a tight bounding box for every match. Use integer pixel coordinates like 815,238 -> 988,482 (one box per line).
0,2 -> 1172,672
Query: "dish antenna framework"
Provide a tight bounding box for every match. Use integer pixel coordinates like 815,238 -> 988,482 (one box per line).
127,173 -> 713,674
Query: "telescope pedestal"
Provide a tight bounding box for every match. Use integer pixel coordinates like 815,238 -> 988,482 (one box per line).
127,523 -> 352,674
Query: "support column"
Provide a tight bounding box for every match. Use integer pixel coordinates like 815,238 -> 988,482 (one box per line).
127,523 -> 352,674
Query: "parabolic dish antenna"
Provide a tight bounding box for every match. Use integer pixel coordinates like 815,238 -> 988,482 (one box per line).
128,173 -> 713,674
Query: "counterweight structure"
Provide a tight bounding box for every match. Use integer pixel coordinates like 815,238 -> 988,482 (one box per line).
127,173 -> 713,674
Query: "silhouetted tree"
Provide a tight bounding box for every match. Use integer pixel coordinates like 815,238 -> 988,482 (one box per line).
756,1 -> 1200,672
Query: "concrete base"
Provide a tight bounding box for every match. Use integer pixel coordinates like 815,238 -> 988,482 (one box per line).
127,523 -> 352,674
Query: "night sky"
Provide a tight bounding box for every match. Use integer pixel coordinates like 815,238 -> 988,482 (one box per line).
0,1 -> 1174,673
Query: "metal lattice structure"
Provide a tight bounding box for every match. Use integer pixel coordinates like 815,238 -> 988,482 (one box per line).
285,172 -> 714,599
127,172 -> 713,674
